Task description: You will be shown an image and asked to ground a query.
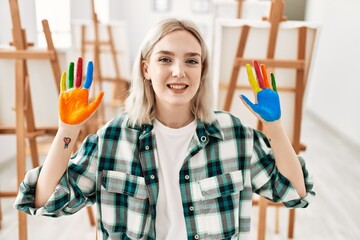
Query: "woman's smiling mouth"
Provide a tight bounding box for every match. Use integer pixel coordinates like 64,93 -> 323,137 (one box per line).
167,84 -> 188,90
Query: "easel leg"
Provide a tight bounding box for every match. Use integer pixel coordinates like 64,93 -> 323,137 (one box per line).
28,138 -> 40,167
0,199 -> 2,229
16,59 -> 28,240
87,206 -> 96,226
24,72 -> 40,168
18,212 -> 27,240
288,208 -> 296,239
257,197 -> 268,240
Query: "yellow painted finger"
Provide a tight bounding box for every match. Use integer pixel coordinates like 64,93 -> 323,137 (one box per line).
246,64 -> 261,93
60,72 -> 67,93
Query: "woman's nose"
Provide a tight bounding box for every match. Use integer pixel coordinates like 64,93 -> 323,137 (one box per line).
172,62 -> 185,78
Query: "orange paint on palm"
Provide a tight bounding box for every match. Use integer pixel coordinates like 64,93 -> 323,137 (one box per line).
59,88 -> 104,125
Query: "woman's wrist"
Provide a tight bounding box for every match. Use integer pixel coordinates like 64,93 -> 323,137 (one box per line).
58,120 -> 82,135
262,119 -> 285,139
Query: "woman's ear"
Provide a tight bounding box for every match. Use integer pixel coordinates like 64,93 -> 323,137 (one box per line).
141,60 -> 150,80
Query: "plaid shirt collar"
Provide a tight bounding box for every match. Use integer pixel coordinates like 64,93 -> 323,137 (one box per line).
129,115 -> 224,143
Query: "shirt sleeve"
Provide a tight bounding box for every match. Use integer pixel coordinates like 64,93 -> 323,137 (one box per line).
250,129 -> 315,208
13,134 -> 99,217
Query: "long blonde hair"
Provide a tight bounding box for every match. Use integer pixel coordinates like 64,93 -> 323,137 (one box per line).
124,18 -> 215,127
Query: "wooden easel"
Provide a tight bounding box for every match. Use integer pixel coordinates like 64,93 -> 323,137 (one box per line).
236,0 -> 243,18
0,0 -> 94,238
221,0 -> 316,239
80,0 -> 129,125
0,1 -> 61,239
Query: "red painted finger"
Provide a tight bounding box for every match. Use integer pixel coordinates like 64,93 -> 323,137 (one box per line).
253,60 -> 265,89
75,57 -> 83,88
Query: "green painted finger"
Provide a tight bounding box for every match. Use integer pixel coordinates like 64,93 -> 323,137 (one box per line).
68,62 -> 74,88
246,64 -> 261,93
271,72 -> 277,92
60,72 -> 66,92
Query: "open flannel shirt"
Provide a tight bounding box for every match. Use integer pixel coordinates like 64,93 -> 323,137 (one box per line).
14,111 -> 314,240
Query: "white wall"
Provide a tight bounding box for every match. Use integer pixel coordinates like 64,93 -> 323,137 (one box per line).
108,0 -> 213,64
305,0 -> 360,146
2,0 -> 360,151
0,0 -> 37,45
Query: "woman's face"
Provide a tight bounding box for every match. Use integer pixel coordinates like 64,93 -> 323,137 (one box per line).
142,30 -> 202,113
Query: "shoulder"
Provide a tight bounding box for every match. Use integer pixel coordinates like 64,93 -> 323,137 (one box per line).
211,110 -> 254,139
213,110 -> 246,129
214,110 -> 239,123
97,113 -> 142,138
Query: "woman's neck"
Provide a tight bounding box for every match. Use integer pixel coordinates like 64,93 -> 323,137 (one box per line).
155,107 -> 195,129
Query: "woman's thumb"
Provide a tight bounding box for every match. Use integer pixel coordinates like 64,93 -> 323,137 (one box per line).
88,91 -> 104,115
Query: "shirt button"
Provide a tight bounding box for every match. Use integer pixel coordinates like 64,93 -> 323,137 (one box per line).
184,175 -> 190,180
150,175 -> 155,180
194,235 -> 199,239
189,206 -> 194,211
200,136 -> 207,142
145,145 -> 150,150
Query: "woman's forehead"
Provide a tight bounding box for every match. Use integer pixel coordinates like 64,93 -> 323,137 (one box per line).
152,30 -> 202,55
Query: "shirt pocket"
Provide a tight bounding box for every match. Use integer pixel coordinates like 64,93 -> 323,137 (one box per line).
198,170 -> 244,239
100,170 -> 151,239
101,170 -> 148,199
198,170 -> 244,199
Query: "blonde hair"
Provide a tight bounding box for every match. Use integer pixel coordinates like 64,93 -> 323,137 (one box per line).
124,18 -> 215,127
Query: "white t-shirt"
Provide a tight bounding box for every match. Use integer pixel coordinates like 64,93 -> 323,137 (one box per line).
153,119 -> 197,239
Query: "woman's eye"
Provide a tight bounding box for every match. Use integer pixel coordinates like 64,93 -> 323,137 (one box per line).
186,59 -> 199,65
159,57 -> 171,63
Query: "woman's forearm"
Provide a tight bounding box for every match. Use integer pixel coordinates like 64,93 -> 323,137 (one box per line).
34,125 -> 81,208
262,120 -> 307,198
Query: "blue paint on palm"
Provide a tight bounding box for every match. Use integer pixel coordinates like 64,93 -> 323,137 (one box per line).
241,89 -> 281,122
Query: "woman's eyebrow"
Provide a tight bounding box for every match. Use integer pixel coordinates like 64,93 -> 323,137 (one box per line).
155,50 -> 175,56
185,52 -> 201,57
155,50 -> 201,57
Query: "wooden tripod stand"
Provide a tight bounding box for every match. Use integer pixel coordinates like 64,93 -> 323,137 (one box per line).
0,0 -> 95,238
80,0 -> 129,126
236,0 -> 243,18
0,1 -> 61,238
220,0 -> 317,239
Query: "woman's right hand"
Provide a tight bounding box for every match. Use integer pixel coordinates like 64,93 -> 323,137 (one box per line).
59,58 -> 104,126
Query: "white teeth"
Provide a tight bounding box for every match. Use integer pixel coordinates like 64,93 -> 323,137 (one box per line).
169,84 -> 187,90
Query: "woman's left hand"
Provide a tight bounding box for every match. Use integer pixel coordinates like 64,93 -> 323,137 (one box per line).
240,60 -> 281,122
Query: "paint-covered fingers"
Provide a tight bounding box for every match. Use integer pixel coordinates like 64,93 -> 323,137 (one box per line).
246,63 -> 261,94
241,60 -> 281,122
260,64 -> 271,89
75,57 -> 83,88
270,72 -> 277,92
60,61 -> 75,92
60,72 -> 67,93
87,91 -> 104,117
246,60 -> 277,92
253,60 -> 265,89
59,58 -> 92,92
83,61 -> 94,89
68,62 -> 74,88
58,58 -> 103,125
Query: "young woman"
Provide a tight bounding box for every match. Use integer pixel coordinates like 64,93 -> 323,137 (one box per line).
15,18 -> 314,239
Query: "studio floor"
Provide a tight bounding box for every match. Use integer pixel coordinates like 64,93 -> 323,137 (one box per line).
0,111 -> 359,240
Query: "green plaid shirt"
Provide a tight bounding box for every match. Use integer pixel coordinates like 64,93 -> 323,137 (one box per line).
14,111 -> 314,240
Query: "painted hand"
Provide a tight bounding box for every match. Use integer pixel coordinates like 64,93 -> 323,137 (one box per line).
59,58 -> 104,125
240,60 -> 281,122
